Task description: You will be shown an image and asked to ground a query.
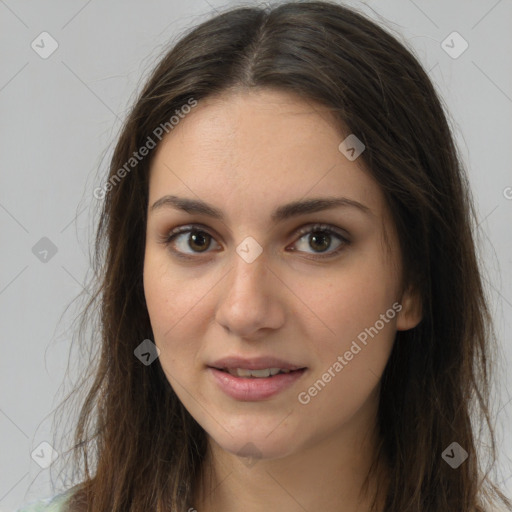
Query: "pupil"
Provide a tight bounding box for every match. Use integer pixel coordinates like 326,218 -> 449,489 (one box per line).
190,231 -> 209,252
310,232 -> 330,252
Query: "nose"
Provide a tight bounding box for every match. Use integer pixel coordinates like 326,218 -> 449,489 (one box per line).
214,248 -> 285,339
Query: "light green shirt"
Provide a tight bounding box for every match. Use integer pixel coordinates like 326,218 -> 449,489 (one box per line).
15,492 -> 508,512
15,491 -> 71,512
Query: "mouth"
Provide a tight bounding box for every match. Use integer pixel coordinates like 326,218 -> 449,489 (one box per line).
211,367 -> 307,378
207,366 -> 308,401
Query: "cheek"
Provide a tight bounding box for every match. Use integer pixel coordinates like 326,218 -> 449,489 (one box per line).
296,249 -> 398,404
301,250 -> 399,344
143,254 -> 197,365
298,297 -> 396,427
143,250 -> 206,334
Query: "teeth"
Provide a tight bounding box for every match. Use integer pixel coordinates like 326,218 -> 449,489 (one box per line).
226,368 -> 292,378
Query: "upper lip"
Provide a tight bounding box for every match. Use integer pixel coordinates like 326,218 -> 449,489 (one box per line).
209,356 -> 307,371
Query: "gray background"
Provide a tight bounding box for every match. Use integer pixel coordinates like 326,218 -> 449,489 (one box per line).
1,0 -> 511,510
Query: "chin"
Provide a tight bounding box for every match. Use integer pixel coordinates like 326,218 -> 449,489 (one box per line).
208,425 -> 299,461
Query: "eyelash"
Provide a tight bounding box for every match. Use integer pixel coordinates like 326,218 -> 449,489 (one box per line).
160,223 -> 350,261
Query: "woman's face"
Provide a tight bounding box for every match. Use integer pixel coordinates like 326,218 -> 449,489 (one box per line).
143,88 -> 421,461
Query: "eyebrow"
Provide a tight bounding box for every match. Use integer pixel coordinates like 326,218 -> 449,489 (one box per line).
150,194 -> 374,223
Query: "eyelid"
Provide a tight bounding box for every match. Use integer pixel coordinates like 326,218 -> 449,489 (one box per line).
293,223 -> 350,243
161,222 -> 350,260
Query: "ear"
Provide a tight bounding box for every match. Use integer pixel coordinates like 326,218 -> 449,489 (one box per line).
396,285 -> 423,331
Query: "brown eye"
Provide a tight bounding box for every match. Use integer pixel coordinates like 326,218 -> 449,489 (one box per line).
165,227 -> 219,257
308,231 -> 332,252
291,223 -> 350,259
187,230 -> 212,252
162,222 -> 350,261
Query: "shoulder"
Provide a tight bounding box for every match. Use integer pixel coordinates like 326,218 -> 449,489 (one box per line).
15,490 -> 72,512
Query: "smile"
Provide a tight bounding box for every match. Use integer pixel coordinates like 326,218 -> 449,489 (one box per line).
208,367 -> 307,401
220,367 -> 294,378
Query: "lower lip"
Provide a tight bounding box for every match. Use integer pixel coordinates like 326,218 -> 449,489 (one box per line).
208,367 -> 307,401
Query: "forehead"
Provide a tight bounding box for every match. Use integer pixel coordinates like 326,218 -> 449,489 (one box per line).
148,88 -> 386,225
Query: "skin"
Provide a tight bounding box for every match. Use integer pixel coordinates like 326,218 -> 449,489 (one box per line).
143,88 -> 422,512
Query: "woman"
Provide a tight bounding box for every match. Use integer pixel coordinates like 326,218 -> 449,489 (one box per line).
17,1 -> 511,511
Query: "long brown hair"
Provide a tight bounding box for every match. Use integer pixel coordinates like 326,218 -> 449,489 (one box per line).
53,1 -> 511,511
